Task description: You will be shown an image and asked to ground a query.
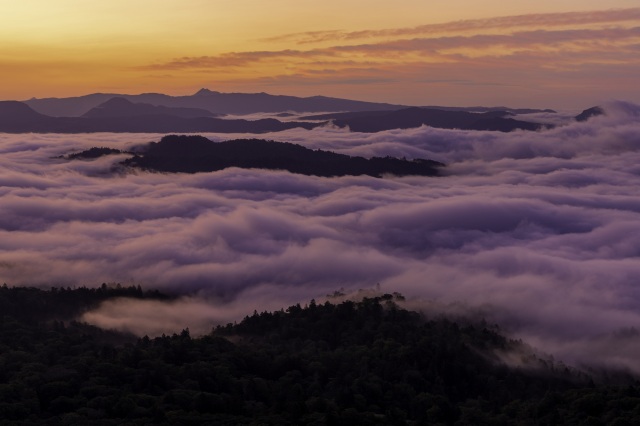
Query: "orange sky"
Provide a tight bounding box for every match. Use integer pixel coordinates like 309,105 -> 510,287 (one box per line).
1,1 -> 639,108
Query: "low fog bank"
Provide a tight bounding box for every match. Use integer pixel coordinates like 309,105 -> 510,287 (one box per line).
2,101 -> 640,372
80,284 -> 301,337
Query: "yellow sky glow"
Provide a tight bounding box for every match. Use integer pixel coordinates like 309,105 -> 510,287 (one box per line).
1,0 -> 640,108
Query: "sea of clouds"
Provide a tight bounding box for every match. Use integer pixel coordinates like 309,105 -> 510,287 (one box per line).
2,101 -> 640,372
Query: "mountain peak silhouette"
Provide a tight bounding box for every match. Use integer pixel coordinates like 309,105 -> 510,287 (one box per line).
0,101 -> 54,131
0,101 -> 47,120
100,96 -> 132,105
193,88 -> 218,96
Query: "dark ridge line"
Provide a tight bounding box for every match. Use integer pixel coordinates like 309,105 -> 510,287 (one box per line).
66,135 -> 445,178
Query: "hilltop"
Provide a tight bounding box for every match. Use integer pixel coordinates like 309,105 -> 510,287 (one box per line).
68,135 -> 445,178
1,285 -> 638,425
304,107 -> 547,132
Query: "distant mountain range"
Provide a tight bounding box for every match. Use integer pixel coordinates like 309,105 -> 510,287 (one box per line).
420,106 -> 557,114
304,107 -> 547,132
0,100 -> 320,133
22,88 -> 562,118
23,88 -> 408,117
82,97 -> 220,119
0,89 -> 603,134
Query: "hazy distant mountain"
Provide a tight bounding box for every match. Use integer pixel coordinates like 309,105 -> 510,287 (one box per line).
0,100 -> 545,133
302,110 -> 402,121
66,116 -> 320,133
575,106 -> 604,122
0,101 -> 58,132
309,107 -> 546,132
464,116 -> 543,132
82,97 -> 219,119
117,135 -> 444,177
23,89 -> 407,117
0,101 -> 321,133
23,93 -> 119,117
0,100 -> 46,121
421,106 -> 556,114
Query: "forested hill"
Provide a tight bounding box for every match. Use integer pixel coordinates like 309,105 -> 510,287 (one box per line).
96,135 -> 445,177
301,107 -> 546,133
1,285 -> 639,425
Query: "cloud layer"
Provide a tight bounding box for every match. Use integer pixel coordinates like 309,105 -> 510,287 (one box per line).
2,102 -> 640,371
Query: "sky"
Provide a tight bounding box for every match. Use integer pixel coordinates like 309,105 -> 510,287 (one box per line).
2,102 -> 640,372
1,1 -> 639,108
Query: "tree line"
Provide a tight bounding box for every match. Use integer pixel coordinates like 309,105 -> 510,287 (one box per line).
1,286 -> 639,425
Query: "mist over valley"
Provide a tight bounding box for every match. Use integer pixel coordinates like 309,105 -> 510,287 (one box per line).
1,100 -> 639,374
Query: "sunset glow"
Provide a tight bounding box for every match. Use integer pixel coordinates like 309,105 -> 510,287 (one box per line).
1,0 -> 638,108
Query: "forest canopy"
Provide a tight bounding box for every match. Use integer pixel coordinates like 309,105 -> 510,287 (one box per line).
1,285 -> 639,425
67,135 -> 445,178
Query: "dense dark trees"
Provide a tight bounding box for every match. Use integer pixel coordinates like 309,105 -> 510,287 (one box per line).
119,135 -> 445,177
63,147 -> 128,160
575,106 -> 604,122
0,284 -> 168,324
65,135 -> 444,177
1,286 -> 639,425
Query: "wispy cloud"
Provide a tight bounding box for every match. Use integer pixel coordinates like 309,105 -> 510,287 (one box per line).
142,26 -> 640,71
265,8 -> 640,44
140,49 -> 329,70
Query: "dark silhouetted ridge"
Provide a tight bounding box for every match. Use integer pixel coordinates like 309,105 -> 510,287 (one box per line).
421,105 -> 556,114
193,88 -> 219,96
82,97 -> 218,119
0,100 -> 45,120
64,147 -> 128,160
120,135 -> 444,177
0,101 -> 321,133
0,101 -> 58,132
575,106 -> 605,122
24,89 -> 408,117
322,107 -> 546,132
465,116 -> 543,131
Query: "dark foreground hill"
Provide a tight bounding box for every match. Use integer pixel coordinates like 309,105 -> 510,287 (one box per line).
1,285 -> 639,425
118,135 -> 445,177
0,101 -> 320,133
304,107 -> 546,132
